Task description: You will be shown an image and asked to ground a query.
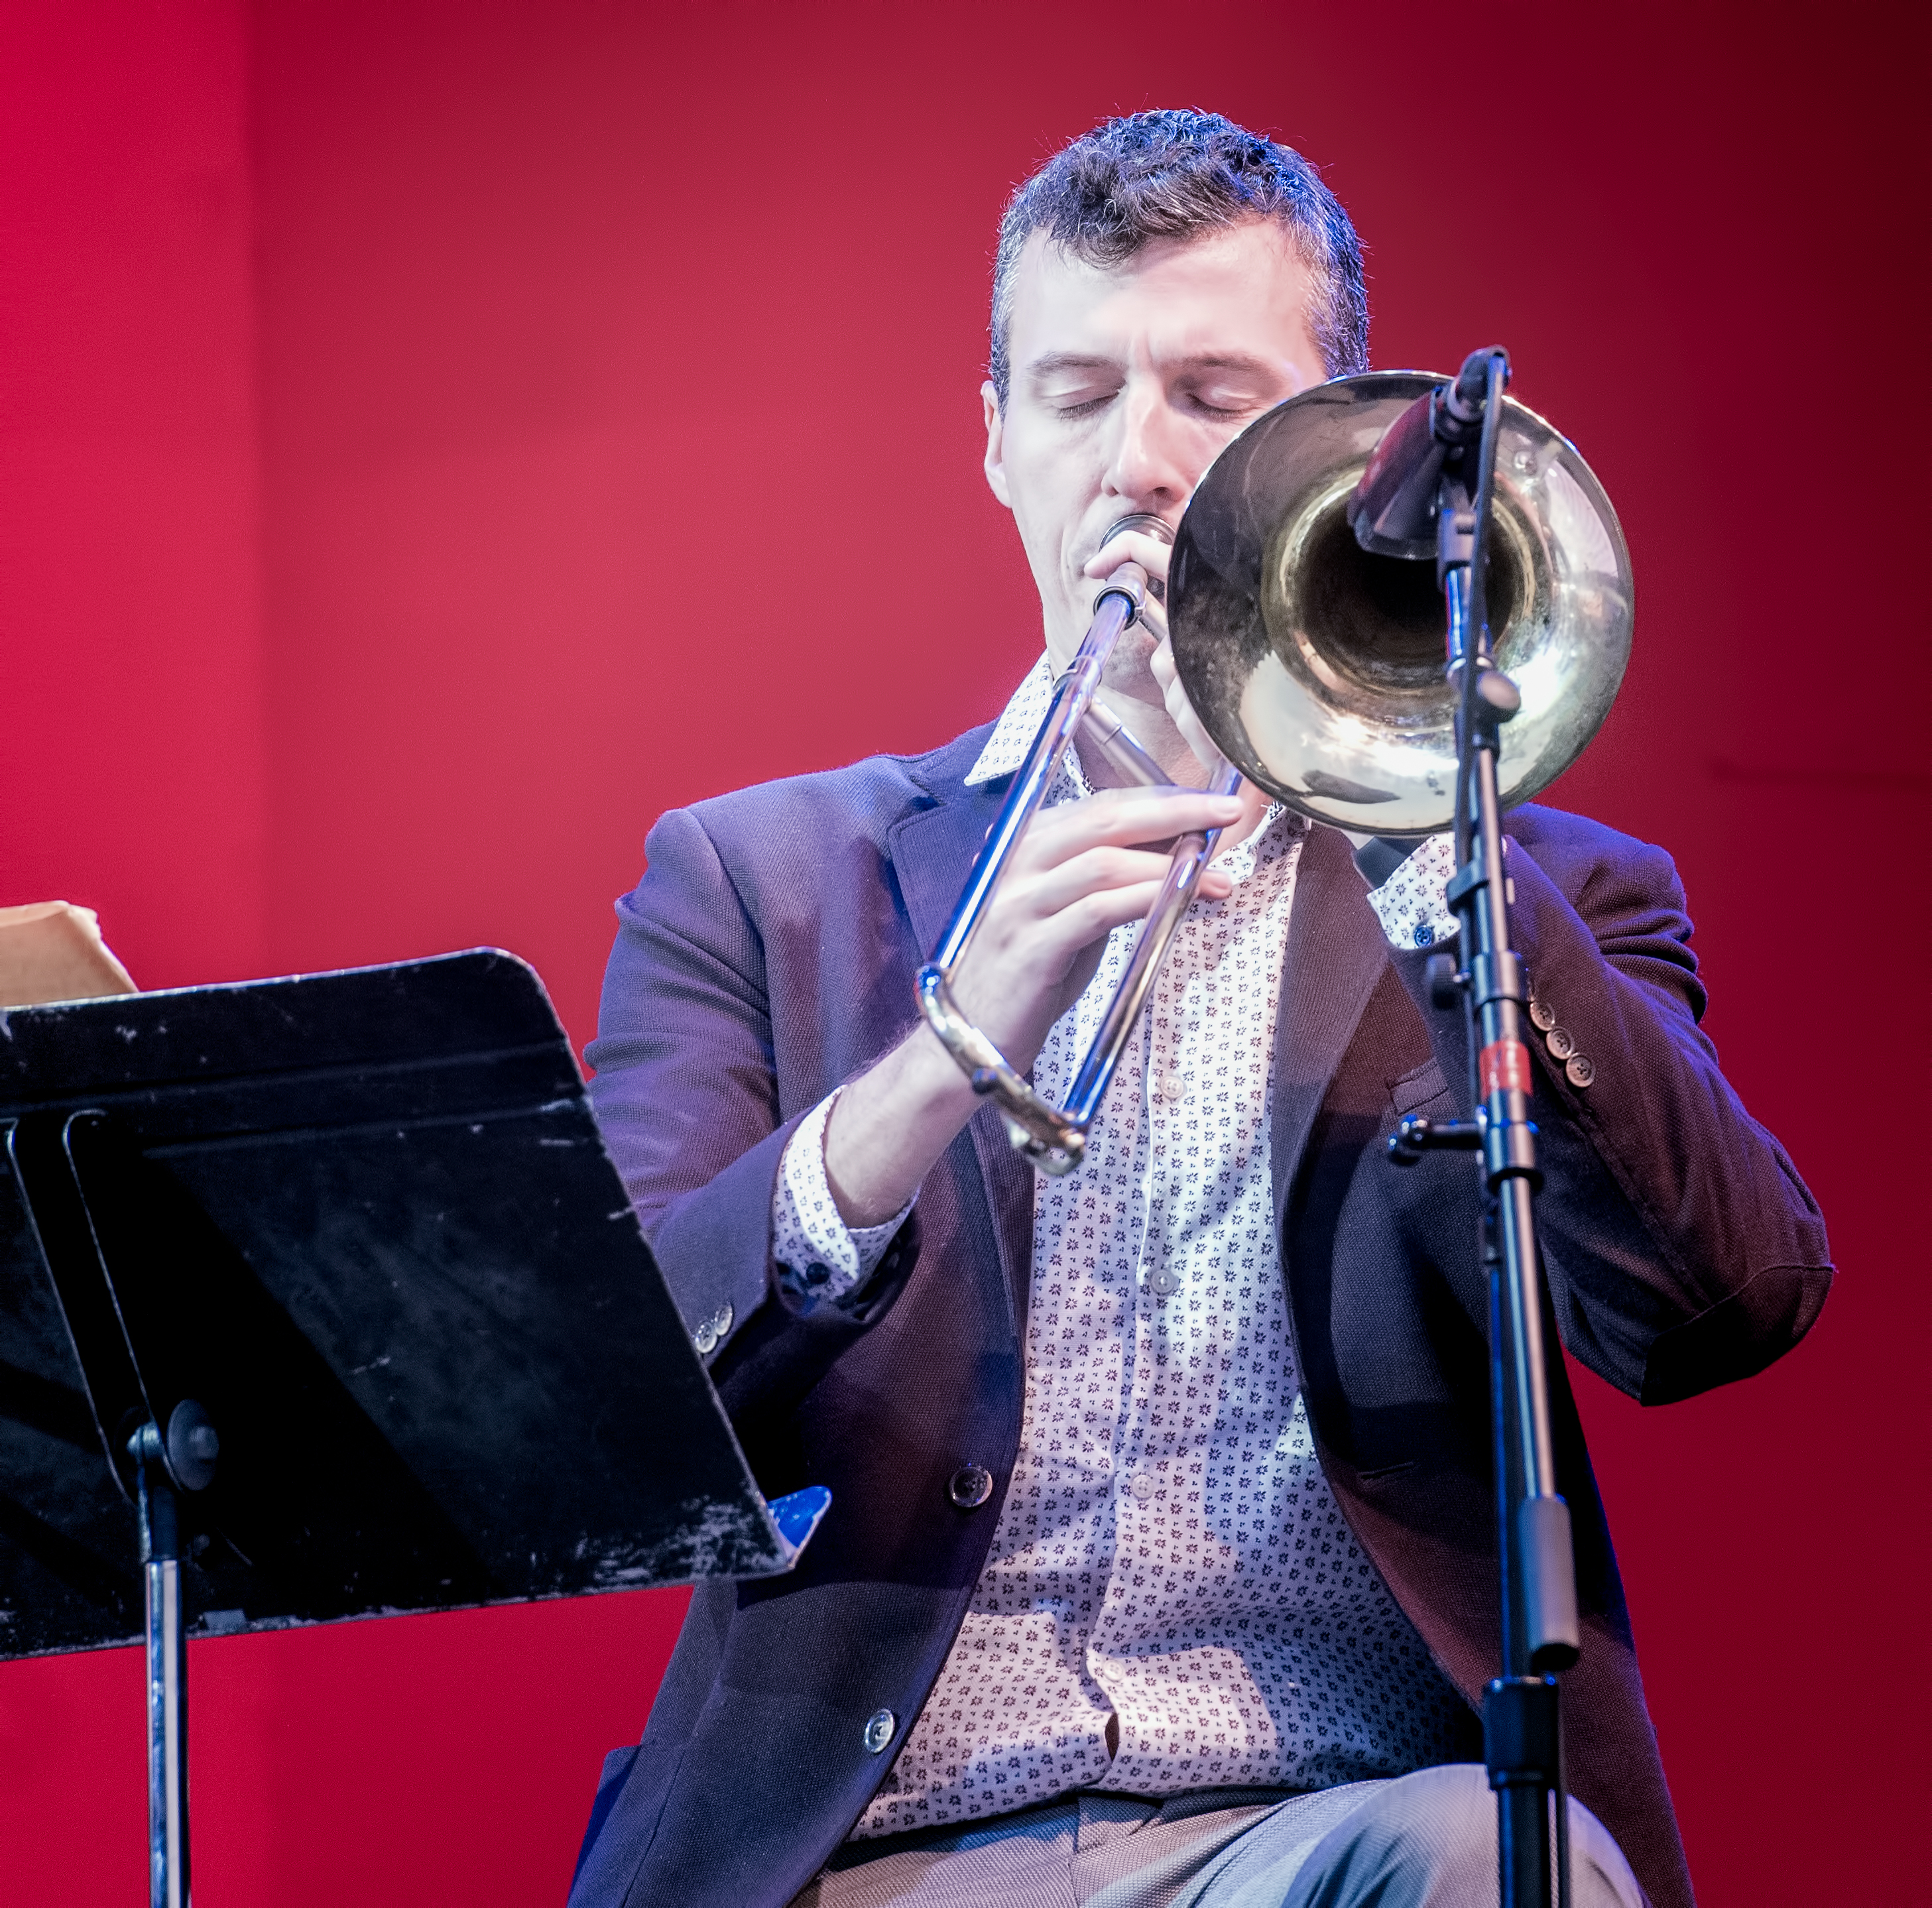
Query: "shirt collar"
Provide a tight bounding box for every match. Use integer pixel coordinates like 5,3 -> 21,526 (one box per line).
965,654 -> 1061,787
963,653 -> 1298,876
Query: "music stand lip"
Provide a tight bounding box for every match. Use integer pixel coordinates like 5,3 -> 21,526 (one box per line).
0,945 -> 821,1667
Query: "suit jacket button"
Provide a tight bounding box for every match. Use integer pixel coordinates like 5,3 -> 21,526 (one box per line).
1530,998 -> 1557,1032
1566,1055 -> 1595,1089
692,1303 -> 733,1355
863,1708 -> 896,1754
948,1464 -> 994,1508
1545,1027 -> 1576,1061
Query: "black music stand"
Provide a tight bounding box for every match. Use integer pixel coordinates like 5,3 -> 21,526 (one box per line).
0,951 -> 825,1908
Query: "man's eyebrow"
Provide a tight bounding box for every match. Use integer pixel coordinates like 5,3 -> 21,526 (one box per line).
1022,349 -> 1288,382
1024,351 -> 1122,381
1174,351 -> 1284,379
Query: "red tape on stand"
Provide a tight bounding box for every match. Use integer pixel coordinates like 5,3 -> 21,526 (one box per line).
1480,1038 -> 1532,1098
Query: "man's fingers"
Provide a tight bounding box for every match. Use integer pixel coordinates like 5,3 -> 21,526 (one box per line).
1019,786 -> 1241,866
1081,528 -> 1174,591
1015,843 -> 1186,920
1150,635 -> 1223,774
1042,865 -> 1233,951
996,847 -> 1236,958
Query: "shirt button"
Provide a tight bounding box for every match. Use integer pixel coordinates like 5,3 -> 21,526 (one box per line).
863,1708 -> 896,1754
947,1464 -> 994,1509
1158,1071 -> 1185,1103
1544,1026 -> 1576,1061
1566,1054 -> 1596,1089
1529,998 -> 1557,1032
1129,1474 -> 1157,1502
1148,1267 -> 1181,1298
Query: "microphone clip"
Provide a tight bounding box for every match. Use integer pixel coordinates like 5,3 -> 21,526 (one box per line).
1348,347 -> 1510,561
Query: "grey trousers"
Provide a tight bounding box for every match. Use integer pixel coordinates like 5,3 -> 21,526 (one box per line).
791,1766 -> 1645,1908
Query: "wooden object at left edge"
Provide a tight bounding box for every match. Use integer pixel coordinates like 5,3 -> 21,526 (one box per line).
0,903 -> 138,1008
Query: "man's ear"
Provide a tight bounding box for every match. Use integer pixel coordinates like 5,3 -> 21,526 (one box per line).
981,381 -> 1012,508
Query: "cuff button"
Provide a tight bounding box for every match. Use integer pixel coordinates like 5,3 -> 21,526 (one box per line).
692,1303 -> 734,1354
1565,1055 -> 1595,1089
1529,998 -> 1557,1032
1544,1027 -> 1576,1061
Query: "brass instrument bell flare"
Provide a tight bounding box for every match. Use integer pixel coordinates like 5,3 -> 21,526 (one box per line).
1168,372 -> 1632,838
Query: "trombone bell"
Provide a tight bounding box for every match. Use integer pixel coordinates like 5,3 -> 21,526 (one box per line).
1168,373 -> 1632,837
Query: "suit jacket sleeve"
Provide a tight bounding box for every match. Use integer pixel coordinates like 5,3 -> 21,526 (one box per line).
585,805 -> 918,1429
1390,817 -> 1832,1404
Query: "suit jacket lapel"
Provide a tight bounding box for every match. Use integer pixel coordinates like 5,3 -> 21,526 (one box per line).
1270,823 -> 1394,1228
887,784 -> 1036,1325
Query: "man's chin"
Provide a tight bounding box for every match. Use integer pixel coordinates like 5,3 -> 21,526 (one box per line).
1099,623 -> 1163,699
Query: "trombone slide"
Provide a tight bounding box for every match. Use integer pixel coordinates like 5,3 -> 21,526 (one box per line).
915,559 -> 1238,1174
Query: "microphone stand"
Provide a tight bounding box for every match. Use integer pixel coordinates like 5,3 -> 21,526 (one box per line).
1396,348 -> 1582,1907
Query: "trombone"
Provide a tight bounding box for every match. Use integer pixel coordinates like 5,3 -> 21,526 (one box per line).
916,373 -> 1632,1175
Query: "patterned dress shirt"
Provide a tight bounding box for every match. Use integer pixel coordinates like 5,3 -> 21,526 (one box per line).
772,658 -> 1467,1837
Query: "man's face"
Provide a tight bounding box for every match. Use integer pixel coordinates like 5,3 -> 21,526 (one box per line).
984,221 -> 1329,704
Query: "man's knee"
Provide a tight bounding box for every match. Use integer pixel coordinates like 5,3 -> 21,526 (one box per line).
1282,1765 -> 1642,1908
1335,1765 -> 1494,1900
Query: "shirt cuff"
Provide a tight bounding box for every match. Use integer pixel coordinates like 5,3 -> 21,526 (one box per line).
772,1089 -> 914,1312
1361,833 -> 1461,951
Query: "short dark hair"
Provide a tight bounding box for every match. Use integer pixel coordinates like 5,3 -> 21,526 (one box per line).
989,110 -> 1368,406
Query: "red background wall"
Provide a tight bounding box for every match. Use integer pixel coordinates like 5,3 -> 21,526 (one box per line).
2,1 -> 1925,1901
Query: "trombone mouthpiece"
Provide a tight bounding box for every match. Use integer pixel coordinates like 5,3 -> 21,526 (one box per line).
1099,514 -> 1175,603
1100,512 -> 1175,548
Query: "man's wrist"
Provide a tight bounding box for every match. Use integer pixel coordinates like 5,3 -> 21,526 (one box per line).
823,1022 -> 981,1228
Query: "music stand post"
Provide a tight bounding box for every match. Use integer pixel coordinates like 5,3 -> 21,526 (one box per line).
130,1407 -> 215,1908
0,952 -> 830,1908
1390,347 -> 1583,1908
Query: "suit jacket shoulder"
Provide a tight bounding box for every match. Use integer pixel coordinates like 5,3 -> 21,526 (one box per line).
668,723 -> 993,881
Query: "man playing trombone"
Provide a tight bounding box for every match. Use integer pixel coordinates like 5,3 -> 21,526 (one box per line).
567,110 -> 1829,1908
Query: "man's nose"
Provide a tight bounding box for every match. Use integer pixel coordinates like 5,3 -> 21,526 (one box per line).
1102,380 -> 1189,507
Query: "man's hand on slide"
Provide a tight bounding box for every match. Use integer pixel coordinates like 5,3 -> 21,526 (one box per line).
822,781 -> 1238,1230
945,784 -> 1242,1073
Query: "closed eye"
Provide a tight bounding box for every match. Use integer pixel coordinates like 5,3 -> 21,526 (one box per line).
1046,387 -> 1260,423
1178,382 -> 1277,420
1182,394 -> 1254,420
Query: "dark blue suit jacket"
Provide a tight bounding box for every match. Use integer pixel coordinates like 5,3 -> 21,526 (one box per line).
568,723 -> 1831,1908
